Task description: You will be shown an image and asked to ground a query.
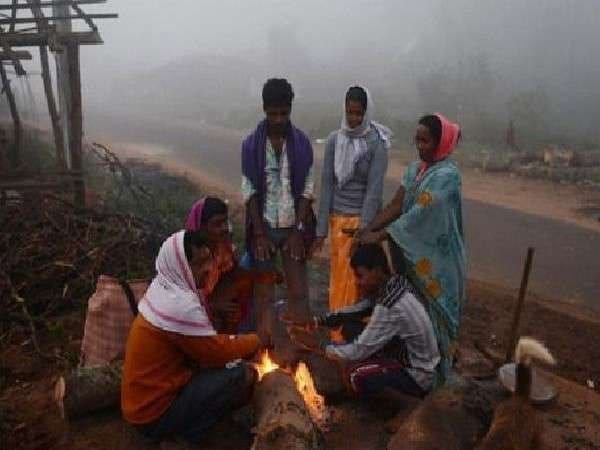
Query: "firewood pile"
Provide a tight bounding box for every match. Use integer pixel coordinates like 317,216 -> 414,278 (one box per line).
0,142 -> 203,353
0,193 -> 164,351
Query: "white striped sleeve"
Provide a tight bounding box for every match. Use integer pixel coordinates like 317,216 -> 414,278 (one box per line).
325,304 -> 400,361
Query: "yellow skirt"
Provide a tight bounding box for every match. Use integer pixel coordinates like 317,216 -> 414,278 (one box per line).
329,214 -> 361,313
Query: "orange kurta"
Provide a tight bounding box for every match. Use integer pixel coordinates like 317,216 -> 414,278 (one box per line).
121,315 -> 259,425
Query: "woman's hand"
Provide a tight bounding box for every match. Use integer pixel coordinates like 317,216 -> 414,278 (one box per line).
309,237 -> 325,259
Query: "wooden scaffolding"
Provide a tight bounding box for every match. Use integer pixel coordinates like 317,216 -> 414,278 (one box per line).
0,0 -> 117,205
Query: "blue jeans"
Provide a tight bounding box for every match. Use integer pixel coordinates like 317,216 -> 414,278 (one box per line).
138,363 -> 248,443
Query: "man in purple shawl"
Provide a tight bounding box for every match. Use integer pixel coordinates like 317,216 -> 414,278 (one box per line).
241,78 -> 315,348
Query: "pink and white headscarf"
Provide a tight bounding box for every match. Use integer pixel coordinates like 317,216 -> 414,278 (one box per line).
138,230 -> 216,336
185,198 -> 205,232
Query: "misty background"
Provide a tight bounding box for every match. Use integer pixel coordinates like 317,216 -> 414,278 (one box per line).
5,0 -> 600,148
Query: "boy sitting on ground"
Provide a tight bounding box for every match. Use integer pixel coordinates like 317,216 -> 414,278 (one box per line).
289,243 -> 440,397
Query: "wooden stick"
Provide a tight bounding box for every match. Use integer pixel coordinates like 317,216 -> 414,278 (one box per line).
0,31 -> 103,47
9,0 -> 18,33
0,1 -> 107,10
26,0 -> 67,170
0,13 -> 117,25
0,62 -> 22,167
66,41 -> 85,206
0,51 -> 32,60
504,247 -> 535,363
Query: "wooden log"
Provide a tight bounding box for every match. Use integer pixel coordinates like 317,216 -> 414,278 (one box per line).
252,369 -> 323,450
54,362 -> 122,420
387,376 -> 506,450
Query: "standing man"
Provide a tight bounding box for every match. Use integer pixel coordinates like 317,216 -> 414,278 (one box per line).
241,78 -> 315,347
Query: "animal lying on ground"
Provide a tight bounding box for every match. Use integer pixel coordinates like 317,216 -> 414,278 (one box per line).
476,337 -> 556,450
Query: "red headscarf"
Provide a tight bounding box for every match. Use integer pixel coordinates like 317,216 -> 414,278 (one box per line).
417,113 -> 461,180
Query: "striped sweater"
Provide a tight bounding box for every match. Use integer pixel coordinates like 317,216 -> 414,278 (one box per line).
324,275 -> 440,390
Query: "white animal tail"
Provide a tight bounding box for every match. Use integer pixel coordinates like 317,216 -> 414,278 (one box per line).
514,337 -> 556,366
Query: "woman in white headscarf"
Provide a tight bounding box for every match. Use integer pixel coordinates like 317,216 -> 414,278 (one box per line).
312,86 -> 391,326
122,230 -> 260,443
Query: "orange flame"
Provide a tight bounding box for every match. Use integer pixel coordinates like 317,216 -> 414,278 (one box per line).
294,361 -> 328,428
254,350 -> 329,428
254,349 -> 279,381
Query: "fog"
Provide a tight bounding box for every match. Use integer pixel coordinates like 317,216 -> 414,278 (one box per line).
9,0 -> 600,146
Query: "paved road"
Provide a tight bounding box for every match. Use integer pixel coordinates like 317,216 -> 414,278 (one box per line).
88,112 -> 600,310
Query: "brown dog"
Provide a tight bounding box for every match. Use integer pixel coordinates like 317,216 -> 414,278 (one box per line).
476,337 -> 555,450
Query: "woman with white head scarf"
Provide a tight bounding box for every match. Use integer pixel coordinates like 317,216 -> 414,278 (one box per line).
122,230 -> 260,443
312,86 -> 391,328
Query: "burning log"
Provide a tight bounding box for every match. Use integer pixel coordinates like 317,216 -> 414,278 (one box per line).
54,362 -> 122,420
252,368 -> 323,450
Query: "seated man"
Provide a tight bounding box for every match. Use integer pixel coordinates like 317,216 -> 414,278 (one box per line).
290,243 -> 440,397
121,230 -> 260,443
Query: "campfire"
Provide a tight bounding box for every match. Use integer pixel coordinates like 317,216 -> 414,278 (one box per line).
254,350 -> 328,428
255,349 -> 280,381
294,361 -> 328,427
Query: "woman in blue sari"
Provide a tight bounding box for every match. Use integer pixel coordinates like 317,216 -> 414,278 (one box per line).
357,113 -> 466,386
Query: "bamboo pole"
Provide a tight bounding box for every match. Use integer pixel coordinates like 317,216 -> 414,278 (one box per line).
504,247 -> 535,363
